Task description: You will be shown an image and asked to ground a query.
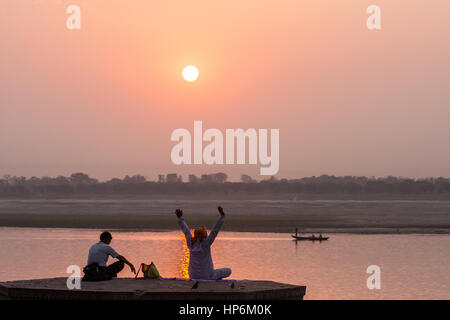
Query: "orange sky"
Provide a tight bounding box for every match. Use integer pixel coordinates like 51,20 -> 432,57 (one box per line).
1,0 -> 450,180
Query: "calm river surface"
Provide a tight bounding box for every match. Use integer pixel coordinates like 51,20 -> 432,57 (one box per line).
0,227 -> 449,299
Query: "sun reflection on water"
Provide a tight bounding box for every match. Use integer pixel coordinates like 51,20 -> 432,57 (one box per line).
180,234 -> 190,279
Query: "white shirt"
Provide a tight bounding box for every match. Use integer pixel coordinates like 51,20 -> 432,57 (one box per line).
178,216 -> 224,280
87,242 -> 119,267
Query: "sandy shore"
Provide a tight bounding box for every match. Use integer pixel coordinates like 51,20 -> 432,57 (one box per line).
0,199 -> 449,234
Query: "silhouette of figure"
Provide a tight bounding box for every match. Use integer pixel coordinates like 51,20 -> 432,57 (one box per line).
176,206 -> 232,280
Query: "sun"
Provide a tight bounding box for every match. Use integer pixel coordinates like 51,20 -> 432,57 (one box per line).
182,65 -> 199,82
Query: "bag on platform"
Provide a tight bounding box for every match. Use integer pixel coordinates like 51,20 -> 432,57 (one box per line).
135,262 -> 161,279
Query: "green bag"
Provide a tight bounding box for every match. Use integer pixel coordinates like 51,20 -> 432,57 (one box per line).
135,262 -> 161,279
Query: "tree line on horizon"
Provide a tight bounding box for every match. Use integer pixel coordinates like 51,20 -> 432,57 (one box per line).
1,172 -> 450,196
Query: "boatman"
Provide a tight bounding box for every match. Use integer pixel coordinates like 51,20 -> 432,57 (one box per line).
82,231 -> 136,281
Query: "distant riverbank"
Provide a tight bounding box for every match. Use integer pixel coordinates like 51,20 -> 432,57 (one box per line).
0,198 -> 449,234
2,193 -> 450,201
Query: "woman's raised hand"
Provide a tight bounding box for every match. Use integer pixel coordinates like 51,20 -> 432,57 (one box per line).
217,206 -> 225,216
175,208 -> 183,218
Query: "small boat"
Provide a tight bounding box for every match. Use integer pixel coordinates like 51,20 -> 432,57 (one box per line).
291,228 -> 329,241
291,235 -> 329,241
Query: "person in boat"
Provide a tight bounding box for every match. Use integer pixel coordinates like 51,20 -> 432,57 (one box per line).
82,231 -> 136,281
311,234 -> 315,239
319,233 -> 323,239
176,206 -> 232,280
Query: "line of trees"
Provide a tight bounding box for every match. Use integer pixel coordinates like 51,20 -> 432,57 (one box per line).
1,173 -> 450,196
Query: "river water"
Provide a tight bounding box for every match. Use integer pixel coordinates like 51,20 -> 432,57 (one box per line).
0,227 -> 448,299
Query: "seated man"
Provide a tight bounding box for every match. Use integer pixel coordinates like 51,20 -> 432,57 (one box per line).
82,231 -> 136,281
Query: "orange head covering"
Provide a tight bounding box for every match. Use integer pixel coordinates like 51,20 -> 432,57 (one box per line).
191,226 -> 207,246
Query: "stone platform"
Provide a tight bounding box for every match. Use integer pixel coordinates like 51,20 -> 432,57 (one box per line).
0,277 -> 306,300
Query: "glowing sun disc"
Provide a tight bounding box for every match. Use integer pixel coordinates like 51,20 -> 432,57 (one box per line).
182,65 -> 199,82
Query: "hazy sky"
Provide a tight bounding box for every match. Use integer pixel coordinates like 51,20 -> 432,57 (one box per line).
1,0 -> 449,181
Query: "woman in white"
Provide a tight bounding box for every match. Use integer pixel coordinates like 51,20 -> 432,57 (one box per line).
176,206 -> 232,280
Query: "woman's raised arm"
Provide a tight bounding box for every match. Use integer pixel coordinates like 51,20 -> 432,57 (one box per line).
206,206 -> 226,246
176,209 -> 192,245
